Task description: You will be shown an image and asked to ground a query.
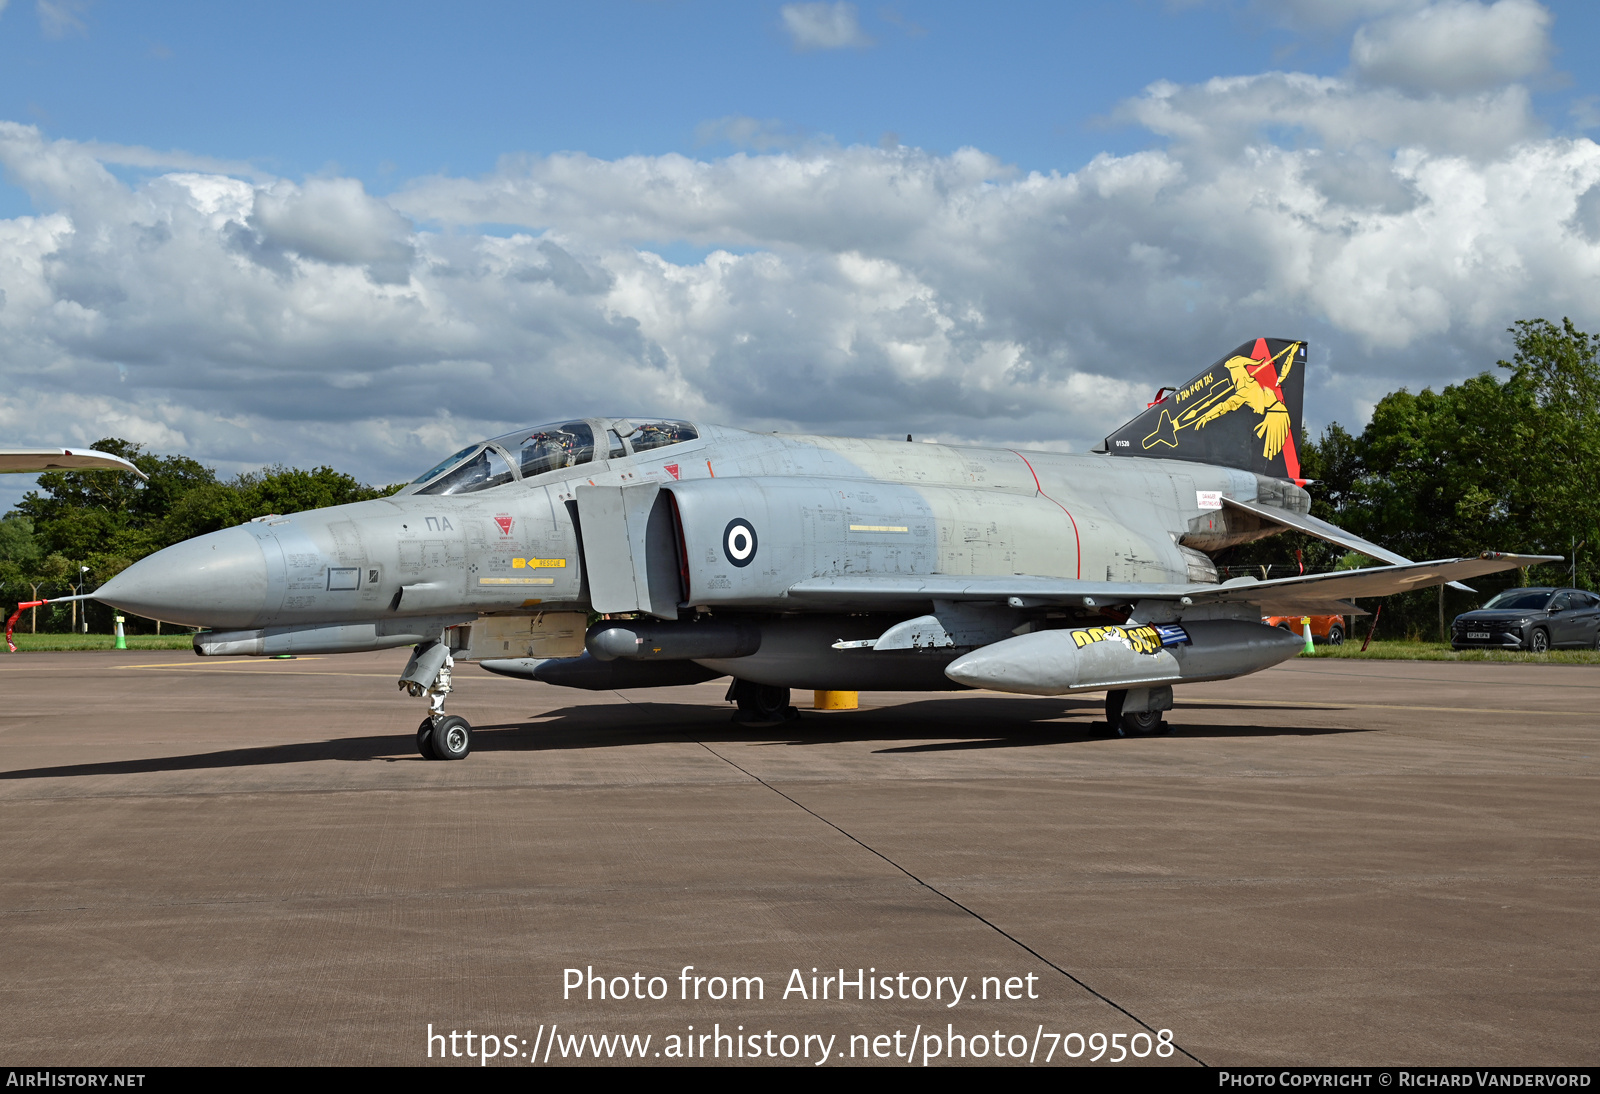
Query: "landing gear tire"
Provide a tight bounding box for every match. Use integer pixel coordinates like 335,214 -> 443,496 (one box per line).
416,717 -> 439,760
430,715 -> 472,760
1106,689 -> 1169,737
1104,689 -> 1126,735
729,680 -> 797,725
1117,710 -> 1167,737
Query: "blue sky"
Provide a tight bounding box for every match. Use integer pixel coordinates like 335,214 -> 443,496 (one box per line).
6,1 -> 1592,199
2,0 -> 1599,509
3,3 -> 1321,193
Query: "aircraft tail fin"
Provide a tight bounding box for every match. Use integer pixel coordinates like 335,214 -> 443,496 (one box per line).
1100,338 -> 1308,482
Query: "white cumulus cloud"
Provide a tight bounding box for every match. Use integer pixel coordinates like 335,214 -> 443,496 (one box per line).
248,178 -> 417,284
1,10 -> 1599,495
1351,0 -> 1552,94
780,2 -> 872,50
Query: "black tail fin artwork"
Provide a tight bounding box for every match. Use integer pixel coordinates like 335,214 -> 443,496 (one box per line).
1100,338 -> 1307,482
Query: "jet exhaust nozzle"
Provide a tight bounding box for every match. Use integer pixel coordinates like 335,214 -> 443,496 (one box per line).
586,620 -> 761,662
944,619 -> 1303,695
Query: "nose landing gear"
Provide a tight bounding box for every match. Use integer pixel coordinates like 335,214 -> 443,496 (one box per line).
418,714 -> 472,760
402,640 -> 472,760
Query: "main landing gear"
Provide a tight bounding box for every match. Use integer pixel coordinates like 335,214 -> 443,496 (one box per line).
402,640 -> 472,760
1104,687 -> 1174,738
727,679 -> 799,726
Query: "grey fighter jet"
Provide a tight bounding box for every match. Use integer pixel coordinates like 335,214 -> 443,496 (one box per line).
92,339 -> 1554,759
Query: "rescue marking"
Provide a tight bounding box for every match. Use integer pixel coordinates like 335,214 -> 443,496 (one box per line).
479,577 -> 556,585
511,558 -> 567,568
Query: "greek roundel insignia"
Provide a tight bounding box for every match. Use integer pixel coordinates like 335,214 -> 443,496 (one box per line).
723,518 -> 758,568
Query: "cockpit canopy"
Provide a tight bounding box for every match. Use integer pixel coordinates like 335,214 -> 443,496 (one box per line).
402,418 -> 699,497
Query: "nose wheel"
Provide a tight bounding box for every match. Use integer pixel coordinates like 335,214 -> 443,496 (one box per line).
417,714 -> 472,760
403,640 -> 472,759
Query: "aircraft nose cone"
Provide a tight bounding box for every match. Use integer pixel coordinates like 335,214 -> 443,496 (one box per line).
95,525 -> 271,630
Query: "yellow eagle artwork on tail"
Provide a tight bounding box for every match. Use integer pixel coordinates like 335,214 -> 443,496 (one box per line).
1141,339 -> 1300,462
1192,345 -> 1296,460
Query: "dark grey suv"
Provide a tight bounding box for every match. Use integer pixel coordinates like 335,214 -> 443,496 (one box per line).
1450,587 -> 1600,652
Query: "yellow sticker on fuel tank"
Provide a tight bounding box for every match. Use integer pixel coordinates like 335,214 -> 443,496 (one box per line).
1071,624 -> 1164,655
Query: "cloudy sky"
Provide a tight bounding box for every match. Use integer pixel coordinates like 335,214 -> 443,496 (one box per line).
3,0 -> 1599,508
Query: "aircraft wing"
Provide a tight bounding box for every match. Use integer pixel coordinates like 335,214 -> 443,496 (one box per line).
1195,554 -> 1560,612
0,448 -> 147,479
786,553 -> 1559,612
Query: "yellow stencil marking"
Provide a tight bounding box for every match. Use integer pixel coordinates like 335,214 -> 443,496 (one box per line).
479,577 -> 555,585
849,524 -> 909,533
1070,624 -> 1164,655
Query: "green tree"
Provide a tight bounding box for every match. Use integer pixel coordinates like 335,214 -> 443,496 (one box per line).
1495,317 -> 1600,585
0,513 -> 40,569
162,465 -> 395,541
1307,318 -> 1600,637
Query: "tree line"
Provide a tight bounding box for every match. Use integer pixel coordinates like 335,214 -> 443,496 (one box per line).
2,318 -> 1595,639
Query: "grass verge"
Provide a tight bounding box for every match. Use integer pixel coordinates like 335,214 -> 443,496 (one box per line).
1307,639 -> 1600,665
5,633 -> 197,652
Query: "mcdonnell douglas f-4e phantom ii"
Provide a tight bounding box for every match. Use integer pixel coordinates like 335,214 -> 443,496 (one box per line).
92,338 -> 1555,759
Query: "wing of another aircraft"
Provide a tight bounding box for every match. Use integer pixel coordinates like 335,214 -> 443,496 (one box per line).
0,448 -> 147,479
786,553 -> 1559,613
